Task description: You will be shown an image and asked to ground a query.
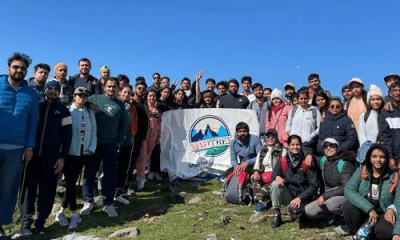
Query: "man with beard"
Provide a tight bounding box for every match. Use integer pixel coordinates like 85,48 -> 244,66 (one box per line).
247,83 -> 269,135
229,122 -> 262,176
80,77 -> 127,217
0,52 -> 39,237
217,79 -> 249,108
18,81 -> 72,236
283,82 -> 296,105
29,63 -> 50,100
48,63 -> 74,106
69,58 -> 101,95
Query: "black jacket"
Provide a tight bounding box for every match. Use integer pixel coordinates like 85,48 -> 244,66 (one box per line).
272,152 -> 318,202
379,106 -> 400,160
134,101 -> 149,141
35,100 -> 72,159
318,151 -> 355,200
68,74 -> 101,95
317,112 -> 359,154
216,92 -> 249,109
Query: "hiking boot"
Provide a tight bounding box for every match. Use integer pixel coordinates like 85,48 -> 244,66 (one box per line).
270,209 -> 282,228
115,195 -> 130,205
254,201 -> 267,212
154,172 -> 163,181
136,178 -> 146,190
103,205 -> 118,217
68,213 -> 81,229
34,225 -> 46,234
80,202 -> 93,215
55,211 -> 69,227
11,228 -> 32,239
147,172 -> 155,181
94,195 -> 105,206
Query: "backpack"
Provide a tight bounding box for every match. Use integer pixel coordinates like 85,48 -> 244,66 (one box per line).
319,156 -> 345,174
280,156 -> 309,175
290,106 -> 318,129
222,171 -> 253,205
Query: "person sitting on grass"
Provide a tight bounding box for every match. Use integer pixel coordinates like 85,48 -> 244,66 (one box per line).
252,129 -> 286,212
343,144 -> 400,240
304,138 -> 354,222
269,135 -> 318,228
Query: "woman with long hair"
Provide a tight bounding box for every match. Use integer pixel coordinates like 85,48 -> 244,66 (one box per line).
343,144 -> 400,240
170,89 -> 190,109
135,89 -> 161,190
311,90 -> 330,122
359,84 -> 385,145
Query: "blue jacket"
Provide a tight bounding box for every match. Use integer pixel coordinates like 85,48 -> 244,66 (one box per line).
0,75 -> 39,148
230,134 -> 262,167
68,103 -> 97,156
379,106 -> 400,161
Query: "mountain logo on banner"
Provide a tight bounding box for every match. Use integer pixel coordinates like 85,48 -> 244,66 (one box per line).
189,115 -> 232,157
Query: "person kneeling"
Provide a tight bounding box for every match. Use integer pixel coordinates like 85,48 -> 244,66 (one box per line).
269,135 -> 318,228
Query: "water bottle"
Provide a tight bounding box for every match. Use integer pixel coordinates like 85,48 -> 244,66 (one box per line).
356,221 -> 373,240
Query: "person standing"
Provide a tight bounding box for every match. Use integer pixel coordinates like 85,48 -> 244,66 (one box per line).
68,58 -> 101,95
81,77 -> 127,217
247,83 -> 269,135
0,52 -> 39,237
49,63 -> 74,106
217,79 -> 249,109
28,63 -> 50,100
19,81 -> 72,235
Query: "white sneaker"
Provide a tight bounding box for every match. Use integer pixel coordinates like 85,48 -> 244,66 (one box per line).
147,172 -> 155,181
154,172 -> 163,181
11,228 -> 32,239
94,195 -> 105,206
103,205 -> 118,217
115,195 -> 130,205
136,178 -> 146,190
55,211 -> 69,227
127,188 -> 135,195
68,213 -> 81,229
80,202 -> 93,215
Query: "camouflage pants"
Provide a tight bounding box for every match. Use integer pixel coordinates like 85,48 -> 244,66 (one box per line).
251,175 -> 272,202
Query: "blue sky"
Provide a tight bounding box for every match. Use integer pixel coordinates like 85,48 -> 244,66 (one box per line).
1,0 -> 399,97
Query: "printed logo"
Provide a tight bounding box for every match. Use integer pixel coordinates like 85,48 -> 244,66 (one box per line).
104,104 -> 116,115
189,115 -> 232,157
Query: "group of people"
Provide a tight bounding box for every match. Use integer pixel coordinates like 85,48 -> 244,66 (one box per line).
1,51 -> 400,239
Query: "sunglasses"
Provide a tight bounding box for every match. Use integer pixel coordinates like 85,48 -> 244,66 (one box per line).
323,143 -> 337,149
265,135 -> 277,141
11,65 -> 27,71
330,104 -> 341,109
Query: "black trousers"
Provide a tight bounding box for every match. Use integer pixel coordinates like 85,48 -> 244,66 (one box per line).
61,154 -> 87,211
343,201 -> 394,240
21,152 -> 59,229
116,143 -> 135,195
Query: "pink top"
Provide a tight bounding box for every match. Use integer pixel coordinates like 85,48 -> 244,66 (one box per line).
265,103 -> 292,147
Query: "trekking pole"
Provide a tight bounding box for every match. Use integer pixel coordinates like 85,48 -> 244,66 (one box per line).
18,158 -> 29,229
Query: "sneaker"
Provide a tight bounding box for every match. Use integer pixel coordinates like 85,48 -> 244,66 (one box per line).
115,195 -> 130,205
254,201 -> 266,212
55,211 -> 69,227
68,213 -> 81,229
154,172 -> 163,181
270,210 -> 282,228
136,178 -> 146,190
11,228 -> 32,239
147,172 -> 155,181
34,225 -> 45,234
127,188 -> 135,195
80,202 -> 93,215
94,195 -> 105,206
334,225 -> 350,235
103,205 -> 118,217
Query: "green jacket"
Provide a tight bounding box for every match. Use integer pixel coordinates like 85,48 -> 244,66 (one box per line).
344,166 -> 400,235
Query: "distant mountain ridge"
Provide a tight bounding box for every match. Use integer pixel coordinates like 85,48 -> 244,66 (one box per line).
191,124 -> 229,142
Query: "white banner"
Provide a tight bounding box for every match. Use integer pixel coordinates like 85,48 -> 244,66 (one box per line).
160,109 -> 259,180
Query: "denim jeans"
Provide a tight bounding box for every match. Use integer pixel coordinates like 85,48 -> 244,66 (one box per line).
0,148 -> 24,225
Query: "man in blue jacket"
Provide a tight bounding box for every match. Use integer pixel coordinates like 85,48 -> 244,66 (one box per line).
0,52 -> 39,237
17,81 -> 72,236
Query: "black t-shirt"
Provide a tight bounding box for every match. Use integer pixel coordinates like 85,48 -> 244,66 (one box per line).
74,77 -> 86,89
369,177 -> 383,214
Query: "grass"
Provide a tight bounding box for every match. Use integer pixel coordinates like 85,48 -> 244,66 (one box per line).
4,179 -> 350,240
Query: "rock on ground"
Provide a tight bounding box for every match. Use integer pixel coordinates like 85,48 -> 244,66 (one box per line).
205,233 -> 217,240
108,227 -> 140,238
188,196 -> 202,204
248,212 -> 265,223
